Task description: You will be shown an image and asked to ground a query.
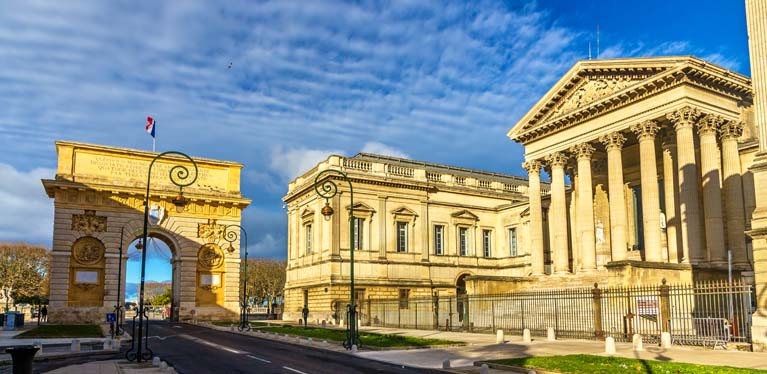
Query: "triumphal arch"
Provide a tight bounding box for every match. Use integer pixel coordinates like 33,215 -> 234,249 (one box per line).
42,141 -> 251,323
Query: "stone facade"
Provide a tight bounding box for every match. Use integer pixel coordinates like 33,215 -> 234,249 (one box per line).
43,141 -> 251,323
284,56 -> 762,326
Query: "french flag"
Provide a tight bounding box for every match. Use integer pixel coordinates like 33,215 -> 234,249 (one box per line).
146,116 -> 156,138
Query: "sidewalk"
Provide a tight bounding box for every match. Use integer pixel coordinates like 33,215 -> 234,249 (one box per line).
44,359 -> 172,374
352,326 -> 767,371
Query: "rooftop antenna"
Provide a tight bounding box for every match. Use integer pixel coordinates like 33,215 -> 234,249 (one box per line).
589,41 -> 592,60
596,24 -> 600,59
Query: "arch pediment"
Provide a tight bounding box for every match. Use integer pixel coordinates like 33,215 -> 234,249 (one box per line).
507,56 -> 752,145
451,210 -> 479,221
346,201 -> 375,213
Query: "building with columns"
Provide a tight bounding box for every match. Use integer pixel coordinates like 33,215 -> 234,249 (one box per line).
283,56 -> 759,324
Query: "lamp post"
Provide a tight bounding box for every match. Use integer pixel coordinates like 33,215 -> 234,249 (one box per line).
113,226 -> 125,337
313,169 -> 359,349
126,151 -> 198,362
223,225 -> 250,331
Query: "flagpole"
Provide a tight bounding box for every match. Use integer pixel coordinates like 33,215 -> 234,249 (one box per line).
153,137 -> 156,153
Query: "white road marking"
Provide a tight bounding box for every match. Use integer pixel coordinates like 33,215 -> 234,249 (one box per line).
283,367 -> 309,374
247,354 -> 271,363
177,334 -> 246,354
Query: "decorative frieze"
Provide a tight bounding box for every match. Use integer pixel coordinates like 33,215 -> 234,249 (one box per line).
71,210 -> 107,234
198,218 -> 225,242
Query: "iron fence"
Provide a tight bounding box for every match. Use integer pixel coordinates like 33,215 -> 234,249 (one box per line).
359,280 -> 754,346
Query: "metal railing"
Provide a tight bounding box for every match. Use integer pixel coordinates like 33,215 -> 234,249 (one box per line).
359,280 -> 754,347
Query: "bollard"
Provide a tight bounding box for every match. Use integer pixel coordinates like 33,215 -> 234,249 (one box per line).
33,341 -> 42,354
480,363 -> 489,374
442,359 -> 451,369
547,327 -> 556,341
112,339 -> 121,350
660,332 -> 672,348
70,339 -> 81,353
351,344 -> 358,354
522,328 -> 531,343
6,346 -> 39,374
103,339 -> 112,351
159,361 -> 169,370
605,336 -> 616,354
496,329 -> 504,344
632,334 -> 643,351
152,356 -> 161,367
307,337 -> 313,345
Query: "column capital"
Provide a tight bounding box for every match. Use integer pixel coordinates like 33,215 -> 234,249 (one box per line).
719,120 -> 744,141
667,106 -> 702,130
545,152 -> 568,168
697,113 -> 724,136
630,120 -> 661,140
522,160 -> 543,175
660,129 -> 676,149
599,132 -> 626,151
570,143 -> 595,160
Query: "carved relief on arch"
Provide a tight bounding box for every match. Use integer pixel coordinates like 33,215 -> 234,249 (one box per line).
72,236 -> 105,265
197,243 -> 225,270
71,210 -> 107,234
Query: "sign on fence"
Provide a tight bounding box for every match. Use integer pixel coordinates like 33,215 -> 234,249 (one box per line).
636,296 -> 659,315
106,313 -> 117,323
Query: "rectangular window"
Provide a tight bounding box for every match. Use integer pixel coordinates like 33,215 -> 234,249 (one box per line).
434,225 -> 444,255
509,227 -> 518,257
459,227 -> 469,256
482,230 -> 492,257
399,289 -> 410,309
397,222 -> 408,252
353,217 -> 363,250
305,224 -> 312,255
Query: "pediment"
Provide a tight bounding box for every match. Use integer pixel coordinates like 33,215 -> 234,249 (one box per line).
451,210 -> 479,221
391,206 -> 417,216
507,56 -> 752,145
346,202 -> 375,213
300,208 -> 315,220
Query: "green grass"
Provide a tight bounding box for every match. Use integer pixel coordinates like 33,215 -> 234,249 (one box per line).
259,325 -> 460,347
486,354 -> 767,374
14,324 -> 103,339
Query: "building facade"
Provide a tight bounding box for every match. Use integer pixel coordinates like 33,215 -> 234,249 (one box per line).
283,56 -> 760,324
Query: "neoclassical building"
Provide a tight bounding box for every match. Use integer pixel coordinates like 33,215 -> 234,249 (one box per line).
283,56 -> 759,322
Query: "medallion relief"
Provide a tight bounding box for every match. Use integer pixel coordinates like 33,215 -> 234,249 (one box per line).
197,243 -> 224,269
72,236 -> 105,265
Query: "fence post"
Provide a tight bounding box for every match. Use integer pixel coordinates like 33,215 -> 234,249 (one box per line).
592,283 -> 604,340
415,300 -> 418,329
659,278 -> 671,333
433,293 -> 439,330
491,299 -> 496,332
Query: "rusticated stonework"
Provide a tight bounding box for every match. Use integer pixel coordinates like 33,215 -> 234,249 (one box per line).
71,210 -> 107,234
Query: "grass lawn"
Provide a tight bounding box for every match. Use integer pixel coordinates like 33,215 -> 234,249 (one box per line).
14,324 -> 103,339
259,325 -> 460,348
486,354 -> 767,374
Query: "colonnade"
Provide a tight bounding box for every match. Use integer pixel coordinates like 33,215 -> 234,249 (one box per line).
524,106 -> 749,274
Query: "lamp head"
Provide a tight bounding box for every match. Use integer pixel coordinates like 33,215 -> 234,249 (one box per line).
135,242 -> 144,251
172,193 -> 188,213
321,201 -> 334,220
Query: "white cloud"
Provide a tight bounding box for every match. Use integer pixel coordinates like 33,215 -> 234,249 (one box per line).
360,142 -> 410,159
269,146 -> 344,182
250,234 -> 282,259
0,163 -> 55,245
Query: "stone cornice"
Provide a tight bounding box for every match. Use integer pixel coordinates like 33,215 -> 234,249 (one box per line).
508,57 -> 752,145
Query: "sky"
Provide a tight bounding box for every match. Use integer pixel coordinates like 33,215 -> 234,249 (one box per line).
0,1 -> 751,281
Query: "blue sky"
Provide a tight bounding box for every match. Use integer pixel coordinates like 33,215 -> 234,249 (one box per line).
0,1 -> 750,274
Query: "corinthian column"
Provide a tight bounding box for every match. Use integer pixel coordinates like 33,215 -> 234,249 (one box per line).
661,132 -> 680,263
720,120 -> 748,266
667,107 -> 703,263
599,132 -> 628,262
546,152 -> 570,274
631,120 -> 663,262
570,143 -> 597,271
697,114 -> 727,264
523,160 -> 545,274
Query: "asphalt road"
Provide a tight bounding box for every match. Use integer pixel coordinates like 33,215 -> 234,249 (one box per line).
129,321 -> 444,374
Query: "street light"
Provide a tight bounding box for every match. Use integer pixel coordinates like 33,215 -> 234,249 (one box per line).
126,151 -> 198,362
223,224 -> 250,332
313,169 -> 359,349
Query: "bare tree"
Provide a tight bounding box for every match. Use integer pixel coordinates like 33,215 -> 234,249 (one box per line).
245,259 -> 286,315
0,243 -> 50,312
143,282 -> 172,306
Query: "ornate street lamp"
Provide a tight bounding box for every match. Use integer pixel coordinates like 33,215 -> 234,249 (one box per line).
223,224 -> 250,332
126,151 -> 198,362
313,169 -> 359,349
